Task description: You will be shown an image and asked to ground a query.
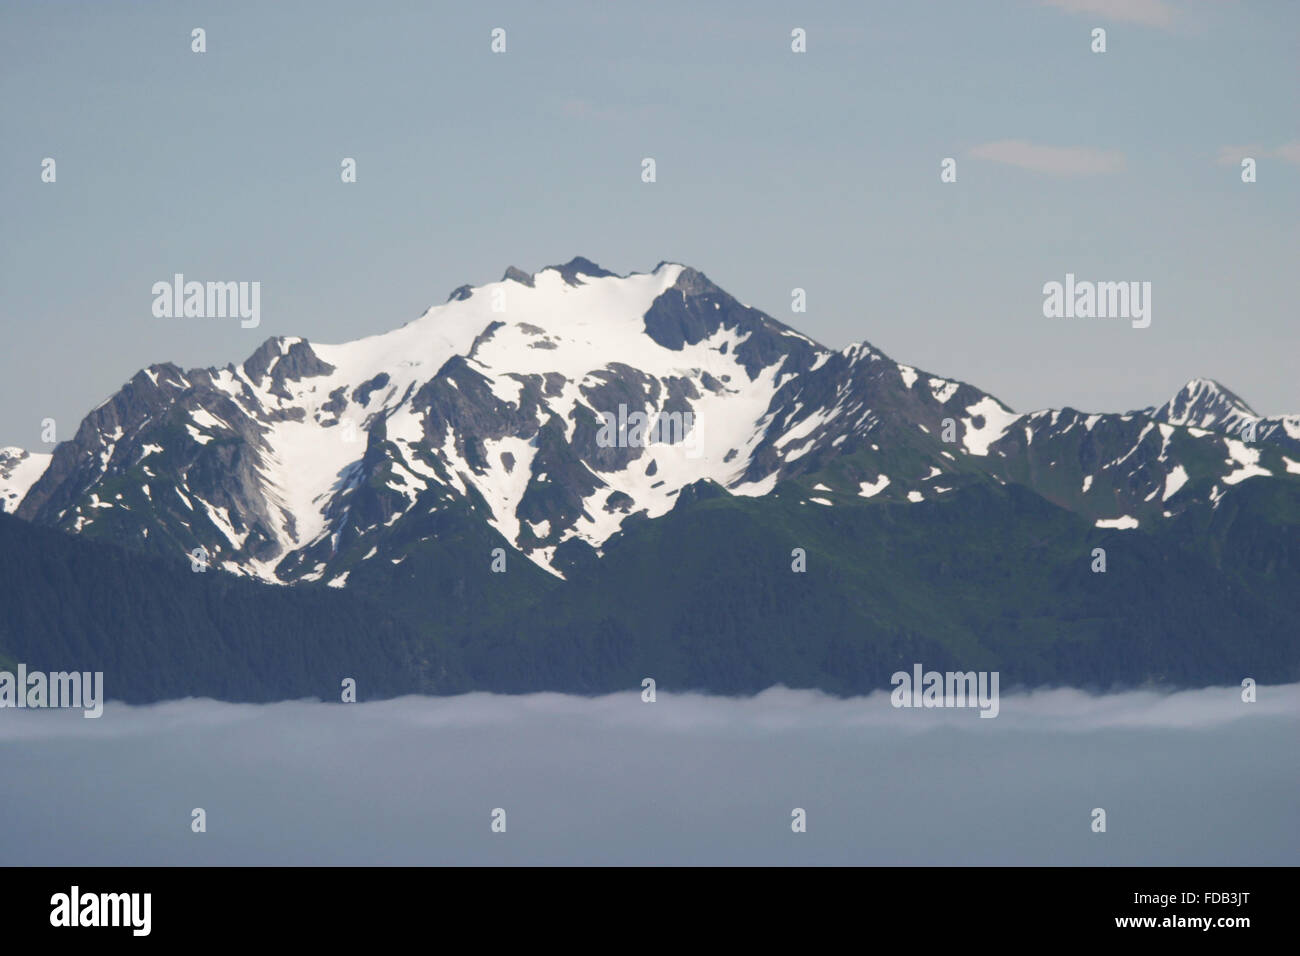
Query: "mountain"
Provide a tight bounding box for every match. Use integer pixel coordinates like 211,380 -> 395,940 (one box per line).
1137,377 -> 1300,459
19,259 -> 825,582
1144,377 -> 1258,429
12,258 -> 1300,588
2,257 -> 1298,699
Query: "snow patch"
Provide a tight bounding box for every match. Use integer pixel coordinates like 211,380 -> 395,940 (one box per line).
929,378 -> 959,403
858,475 -> 890,498
1222,439 -> 1271,485
1163,465 -> 1188,501
1095,515 -> 1139,530
961,398 -> 1019,456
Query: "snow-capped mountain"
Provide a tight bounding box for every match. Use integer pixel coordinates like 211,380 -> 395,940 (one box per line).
12,258 -> 1300,585
0,447 -> 51,515
1137,377 -> 1300,458
1144,377 -> 1258,429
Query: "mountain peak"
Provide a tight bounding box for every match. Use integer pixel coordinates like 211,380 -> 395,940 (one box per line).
538,256 -> 618,286
1147,378 -> 1257,429
496,258 -> 620,289
501,265 -> 535,287
455,258 -> 667,303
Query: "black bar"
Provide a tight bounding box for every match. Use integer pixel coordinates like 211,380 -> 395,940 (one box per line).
4,866 -> 1288,942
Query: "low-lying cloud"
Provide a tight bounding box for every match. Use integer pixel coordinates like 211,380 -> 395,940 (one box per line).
1,685 -> 1295,865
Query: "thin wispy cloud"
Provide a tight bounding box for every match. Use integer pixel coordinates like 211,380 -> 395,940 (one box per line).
968,139 -> 1126,176
1215,142 -> 1300,165
1040,0 -> 1178,28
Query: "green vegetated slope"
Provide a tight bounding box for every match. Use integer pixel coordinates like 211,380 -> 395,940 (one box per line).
0,512 -> 431,703
442,475 -> 1300,695
2,472 -> 1297,703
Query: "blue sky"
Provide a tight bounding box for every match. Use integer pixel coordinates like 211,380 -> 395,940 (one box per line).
1,0 -> 1296,448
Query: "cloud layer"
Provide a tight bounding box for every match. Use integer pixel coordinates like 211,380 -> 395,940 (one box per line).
1,685 -> 1295,865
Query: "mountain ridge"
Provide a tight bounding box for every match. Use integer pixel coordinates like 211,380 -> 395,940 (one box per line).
6,258 -> 1299,590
